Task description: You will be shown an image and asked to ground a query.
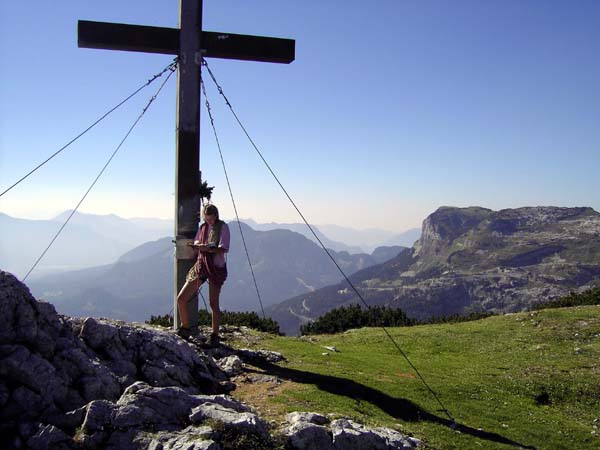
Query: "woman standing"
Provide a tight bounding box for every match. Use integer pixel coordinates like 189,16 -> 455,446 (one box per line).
177,204 -> 230,346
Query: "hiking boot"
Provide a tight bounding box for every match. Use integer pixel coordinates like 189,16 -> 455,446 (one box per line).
209,333 -> 220,347
176,327 -> 192,339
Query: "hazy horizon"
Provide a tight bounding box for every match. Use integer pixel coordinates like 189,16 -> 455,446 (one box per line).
5,203 -> 598,233
0,208 -> 423,234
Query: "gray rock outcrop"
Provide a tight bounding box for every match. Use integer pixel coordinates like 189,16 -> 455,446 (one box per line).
0,272 -> 230,449
142,426 -> 219,450
189,402 -> 268,438
78,382 -> 265,449
331,418 -> 420,449
283,412 -> 334,450
215,355 -> 243,377
237,348 -> 285,363
281,413 -> 420,450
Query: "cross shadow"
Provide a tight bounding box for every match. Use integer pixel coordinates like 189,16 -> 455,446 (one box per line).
244,357 -> 537,450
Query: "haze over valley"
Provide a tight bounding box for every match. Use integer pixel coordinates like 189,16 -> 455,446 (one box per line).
2,211 -> 409,323
3,206 -> 599,337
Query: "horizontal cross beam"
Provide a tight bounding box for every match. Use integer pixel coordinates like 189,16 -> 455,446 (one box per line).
78,20 -> 295,63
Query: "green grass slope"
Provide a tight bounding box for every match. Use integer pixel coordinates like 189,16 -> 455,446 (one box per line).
235,306 -> 600,449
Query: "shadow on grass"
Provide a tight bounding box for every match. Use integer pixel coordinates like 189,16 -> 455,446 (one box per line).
246,358 -> 537,450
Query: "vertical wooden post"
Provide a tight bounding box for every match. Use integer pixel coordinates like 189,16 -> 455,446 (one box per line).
173,0 -> 203,331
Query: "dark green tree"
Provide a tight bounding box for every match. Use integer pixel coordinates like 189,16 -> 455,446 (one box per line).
533,287 -> 600,310
301,304 -> 414,335
199,180 -> 214,202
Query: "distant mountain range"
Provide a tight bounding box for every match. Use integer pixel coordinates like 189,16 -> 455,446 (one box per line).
243,219 -> 420,253
1,211 -> 416,280
267,206 -> 600,335
0,211 -> 172,279
27,221 -> 405,323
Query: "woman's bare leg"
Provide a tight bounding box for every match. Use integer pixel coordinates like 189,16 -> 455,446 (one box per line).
176,279 -> 200,328
208,282 -> 222,336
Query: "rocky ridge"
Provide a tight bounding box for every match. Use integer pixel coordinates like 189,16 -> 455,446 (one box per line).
0,271 -> 420,449
268,206 -> 600,334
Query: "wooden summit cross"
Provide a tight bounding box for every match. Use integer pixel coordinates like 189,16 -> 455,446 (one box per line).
78,0 -> 294,331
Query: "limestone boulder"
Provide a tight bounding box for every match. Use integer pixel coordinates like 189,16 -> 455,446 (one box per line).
286,411 -> 330,426
189,403 -> 268,438
216,355 -> 244,377
78,317 -> 223,393
77,382 -> 268,449
331,419 -> 420,450
141,425 -> 218,450
237,348 -> 285,364
281,414 -> 420,450
332,419 -> 388,450
284,420 -> 334,450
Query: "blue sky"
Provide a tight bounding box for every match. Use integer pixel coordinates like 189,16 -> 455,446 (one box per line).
1,0 -> 599,231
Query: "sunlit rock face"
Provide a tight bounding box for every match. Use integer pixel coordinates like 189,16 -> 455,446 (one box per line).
269,206 -> 600,334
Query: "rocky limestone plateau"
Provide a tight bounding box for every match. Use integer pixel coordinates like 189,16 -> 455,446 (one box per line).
269,206 -> 600,334
0,271 -> 421,450
383,206 -> 600,319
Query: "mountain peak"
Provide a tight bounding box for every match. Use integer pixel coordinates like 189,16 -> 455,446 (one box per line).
419,206 -> 598,251
418,206 -> 492,254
